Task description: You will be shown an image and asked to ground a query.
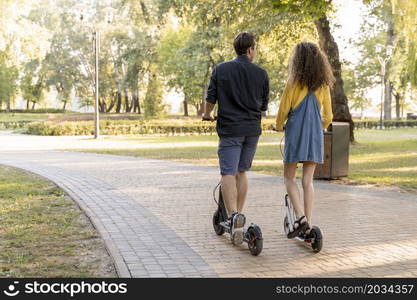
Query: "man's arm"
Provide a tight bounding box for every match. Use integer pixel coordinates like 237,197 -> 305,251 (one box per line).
261,71 -> 269,113
203,66 -> 217,120
203,101 -> 216,120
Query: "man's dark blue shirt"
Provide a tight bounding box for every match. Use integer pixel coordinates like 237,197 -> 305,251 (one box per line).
206,54 -> 269,137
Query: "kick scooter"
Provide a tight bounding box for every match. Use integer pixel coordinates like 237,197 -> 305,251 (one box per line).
283,194 -> 323,252
202,116 -> 263,255
212,183 -> 263,256
275,126 -> 323,252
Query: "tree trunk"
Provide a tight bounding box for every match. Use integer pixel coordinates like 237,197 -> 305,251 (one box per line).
6,97 -> 11,112
116,82 -> 122,113
106,93 -> 116,112
383,80 -> 392,120
124,88 -> 131,113
135,86 -> 141,115
183,100 -> 189,117
137,91 -> 141,114
132,73 -> 141,114
315,16 -> 355,142
384,81 -> 393,120
132,88 -> 140,113
198,84 -> 208,117
99,99 -> 105,113
394,92 -> 401,119
384,11 -> 395,120
136,76 -> 141,114
26,100 -> 30,110
31,101 -> 36,110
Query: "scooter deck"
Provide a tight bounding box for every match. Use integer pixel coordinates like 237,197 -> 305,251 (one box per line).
295,236 -> 313,243
218,221 -> 256,244
219,221 -> 232,234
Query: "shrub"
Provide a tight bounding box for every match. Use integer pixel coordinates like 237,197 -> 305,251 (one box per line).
0,108 -> 71,113
22,118 -> 417,136
353,120 -> 417,129
24,119 -> 275,136
0,121 -> 31,129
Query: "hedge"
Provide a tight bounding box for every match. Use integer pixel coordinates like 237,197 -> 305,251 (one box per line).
24,119 -> 276,136
0,121 -> 32,130
0,108 -> 69,113
17,118 -> 417,136
353,120 -> 417,129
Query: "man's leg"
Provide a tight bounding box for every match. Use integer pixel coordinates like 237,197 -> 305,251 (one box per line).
218,137 -> 242,217
221,174 -> 238,215
236,171 -> 247,213
218,136 -> 246,245
236,135 -> 260,212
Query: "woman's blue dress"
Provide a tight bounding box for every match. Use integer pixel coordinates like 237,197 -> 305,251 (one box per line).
284,91 -> 324,164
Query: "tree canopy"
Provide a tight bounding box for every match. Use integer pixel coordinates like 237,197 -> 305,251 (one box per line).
0,0 -> 415,120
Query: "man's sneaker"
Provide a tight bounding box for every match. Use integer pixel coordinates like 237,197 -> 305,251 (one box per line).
230,212 -> 246,245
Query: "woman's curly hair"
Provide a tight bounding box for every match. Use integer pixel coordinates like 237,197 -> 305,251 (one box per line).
288,42 -> 335,91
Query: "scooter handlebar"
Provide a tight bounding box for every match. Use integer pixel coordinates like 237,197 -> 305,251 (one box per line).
202,116 -> 217,122
272,125 -> 285,132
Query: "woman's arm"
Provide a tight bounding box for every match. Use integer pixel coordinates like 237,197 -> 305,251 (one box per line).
275,82 -> 293,131
321,85 -> 333,130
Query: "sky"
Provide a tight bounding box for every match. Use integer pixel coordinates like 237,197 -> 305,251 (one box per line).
332,0 -> 363,65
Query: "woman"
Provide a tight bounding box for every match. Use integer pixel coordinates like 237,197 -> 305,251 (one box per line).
276,42 -> 334,238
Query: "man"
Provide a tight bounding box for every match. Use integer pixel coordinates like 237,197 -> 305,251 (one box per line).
203,32 -> 269,245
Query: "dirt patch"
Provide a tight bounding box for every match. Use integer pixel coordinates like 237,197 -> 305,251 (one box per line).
71,202 -> 117,277
328,177 -> 417,195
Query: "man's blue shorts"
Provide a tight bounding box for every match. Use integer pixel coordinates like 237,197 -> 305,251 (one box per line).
218,135 -> 260,175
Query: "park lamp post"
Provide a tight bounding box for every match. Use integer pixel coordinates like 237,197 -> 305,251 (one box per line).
75,2 -> 114,139
375,44 -> 393,130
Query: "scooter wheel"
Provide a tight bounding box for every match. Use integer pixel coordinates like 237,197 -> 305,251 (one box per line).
310,226 -> 323,253
283,216 -> 290,236
212,209 -> 225,236
246,225 -> 263,256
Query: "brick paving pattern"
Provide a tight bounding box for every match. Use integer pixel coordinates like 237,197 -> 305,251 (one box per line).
1,132 -> 416,277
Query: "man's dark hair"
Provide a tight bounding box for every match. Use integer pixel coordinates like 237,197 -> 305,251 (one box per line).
233,32 -> 256,55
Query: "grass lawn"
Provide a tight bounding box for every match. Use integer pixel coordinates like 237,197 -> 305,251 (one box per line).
76,127 -> 417,193
0,165 -> 116,277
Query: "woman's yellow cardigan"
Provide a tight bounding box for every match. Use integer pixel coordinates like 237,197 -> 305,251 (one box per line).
275,82 -> 333,131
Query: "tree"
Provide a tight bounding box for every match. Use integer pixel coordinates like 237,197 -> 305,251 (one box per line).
160,0 -> 316,116
159,22 -> 225,116
343,63 -> 372,119
358,0 -> 417,119
271,0 -> 355,142
20,59 -> 46,110
315,16 -> 355,141
0,51 -> 18,111
144,64 -> 164,118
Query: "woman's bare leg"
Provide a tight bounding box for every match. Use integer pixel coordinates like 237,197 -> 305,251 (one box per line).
284,162 -> 304,219
302,161 -> 317,232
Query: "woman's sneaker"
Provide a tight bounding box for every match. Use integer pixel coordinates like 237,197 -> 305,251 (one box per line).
230,212 -> 246,245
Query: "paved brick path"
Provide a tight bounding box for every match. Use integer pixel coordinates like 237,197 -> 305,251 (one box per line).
1,132 -> 417,277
